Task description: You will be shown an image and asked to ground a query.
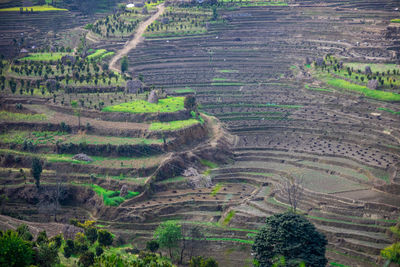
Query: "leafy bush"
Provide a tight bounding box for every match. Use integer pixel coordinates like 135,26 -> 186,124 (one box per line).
98,229 -> 113,247
0,230 -> 33,266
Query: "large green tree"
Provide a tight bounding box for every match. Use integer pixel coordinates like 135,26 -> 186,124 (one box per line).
252,212 -> 327,267
154,220 -> 182,258
0,230 -> 34,266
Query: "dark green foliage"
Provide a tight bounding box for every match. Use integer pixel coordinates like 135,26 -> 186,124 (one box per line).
95,245 -> 104,256
79,251 -> 95,267
184,94 -> 197,111
31,157 -> 42,189
50,234 -> 63,248
74,233 -> 89,254
63,239 -> 75,258
98,229 -> 113,247
16,224 -> 33,241
85,227 -> 98,244
0,230 -> 34,266
36,231 -> 48,244
121,56 -> 129,73
190,256 -> 219,267
35,242 -> 60,267
146,240 -> 159,253
252,212 -> 327,267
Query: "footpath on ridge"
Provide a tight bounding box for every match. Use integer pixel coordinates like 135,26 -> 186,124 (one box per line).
109,3 -> 165,72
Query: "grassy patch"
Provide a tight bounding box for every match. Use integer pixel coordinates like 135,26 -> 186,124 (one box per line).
0,111 -> 47,121
91,184 -> 139,206
212,77 -> 228,81
20,52 -> 69,61
102,96 -> 185,113
343,62 -> 398,73
222,210 -> 235,226
174,87 -> 195,93
217,69 -> 238,73
0,5 -> 67,12
211,183 -> 223,196
329,263 -> 351,267
378,107 -> 400,115
324,76 -> 400,101
200,159 -> 218,169
87,49 -> 108,60
149,119 -> 199,131
391,19 -> 400,23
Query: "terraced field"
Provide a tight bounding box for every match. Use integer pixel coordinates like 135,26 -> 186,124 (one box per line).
116,0 -> 400,266
0,0 -> 400,266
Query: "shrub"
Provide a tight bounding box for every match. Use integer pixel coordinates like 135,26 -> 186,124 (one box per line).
79,251 -> 95,267
95,246 -> 104,256
63,239 -> 75,258
85,227 -> 98,244
146,240 -> 159,253
0,230 -> 33,266
98,229 -> 113,247
16,224 -> 33,241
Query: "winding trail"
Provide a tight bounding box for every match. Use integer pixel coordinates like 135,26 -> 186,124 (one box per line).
109,3 -> 165,72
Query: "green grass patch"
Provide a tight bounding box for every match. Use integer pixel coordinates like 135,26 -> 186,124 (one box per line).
174,87 -> 195,93
91,184 -> 139,206
102,96 -> 185,113
305,64 -> 311,69
87,49 -> 108,60
0,111 -> 47,121
0,5 -> 67,12
391,19 -> 400,23
20,52 -> 69,61
200,159 -> 218,169
212,77 -> 228,81
222,210 -> 235,226
217,69 -> 238,73
211,183 -> 223,196
378,107 -> 400,115
149,119 -> 199,131
324,76 -> 400,101
100,52 -> 115,59
329,262 -> 351,267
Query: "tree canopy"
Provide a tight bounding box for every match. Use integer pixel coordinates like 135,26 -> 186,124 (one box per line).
252,212 -> 327,267
154,220 -> 182,258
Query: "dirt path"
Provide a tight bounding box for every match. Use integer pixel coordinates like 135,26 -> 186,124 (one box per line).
109,3 -> 165,73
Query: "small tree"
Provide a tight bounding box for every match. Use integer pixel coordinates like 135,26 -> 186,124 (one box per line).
252,212 -> 327,267
184,94 -> 197,111
121,56 -> 129,73
146,240 -> 160,253
79,251 -> 95,267
85,227 -> 98,244
154,220 -> 182,258
276,175 -> 304,212
31,157 -> 42,189
36,242 -> 60,267
98,229 -> 113,247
